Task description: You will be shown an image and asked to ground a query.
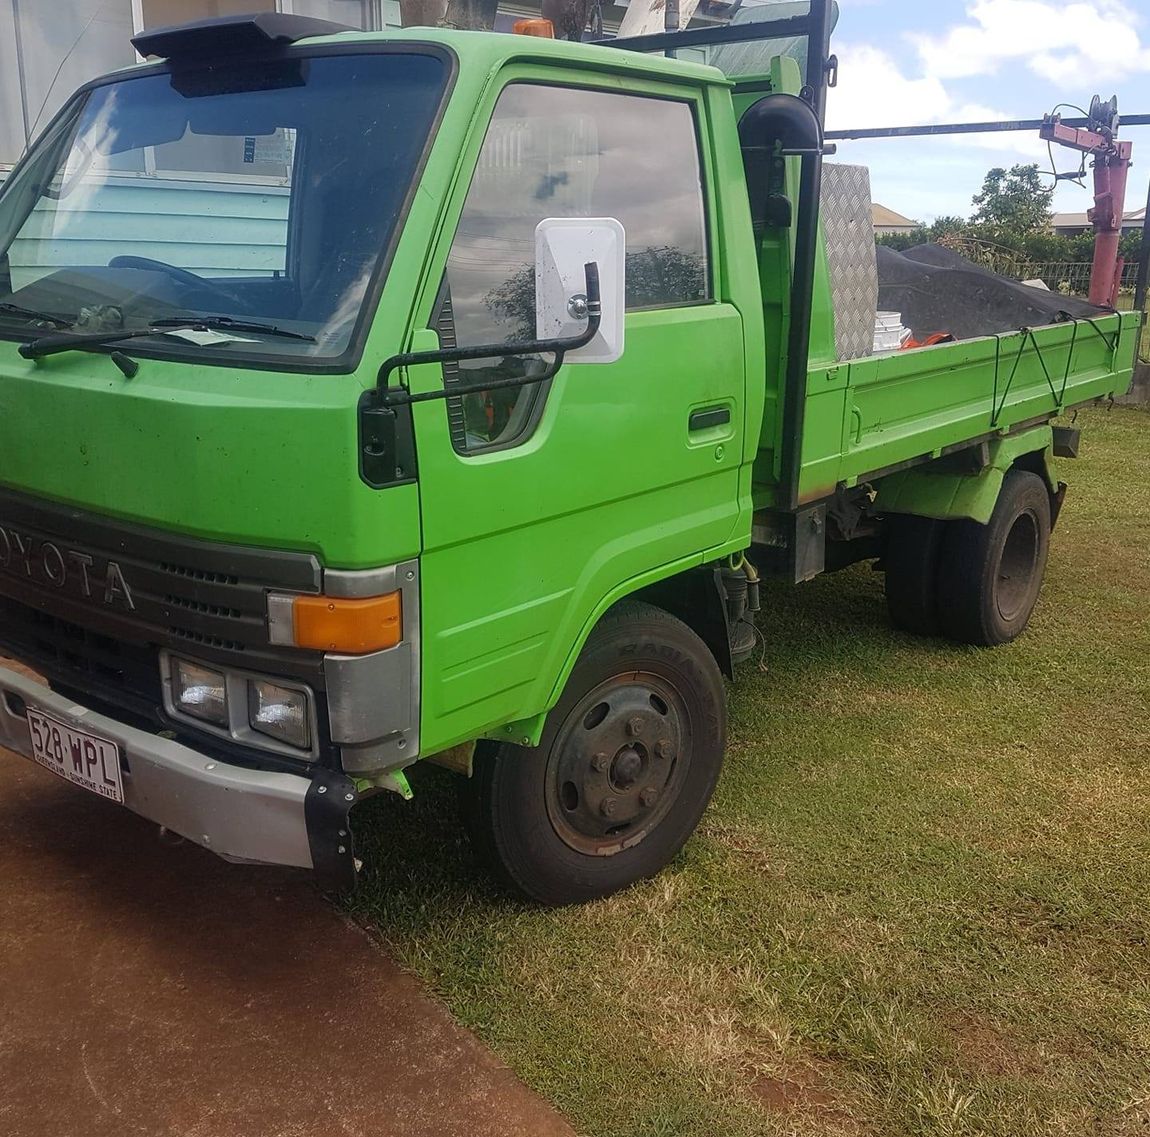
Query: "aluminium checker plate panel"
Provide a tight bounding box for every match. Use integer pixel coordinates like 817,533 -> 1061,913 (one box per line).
821,162 -> 879,361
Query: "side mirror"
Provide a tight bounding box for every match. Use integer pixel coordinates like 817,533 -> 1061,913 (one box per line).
535,217 -> 625,364
363,226 -> 620,489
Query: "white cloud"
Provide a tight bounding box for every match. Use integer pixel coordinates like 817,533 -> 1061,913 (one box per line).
825,43 -> 1012,130
909,0 -> 1150,84
824,38 -> 1117,221
822,2 -> 1150,223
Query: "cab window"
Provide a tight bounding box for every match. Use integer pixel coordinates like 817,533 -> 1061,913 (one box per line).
441,82 -> 710,454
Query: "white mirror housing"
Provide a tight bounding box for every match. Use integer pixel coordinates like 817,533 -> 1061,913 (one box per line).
535,217 -> 625,364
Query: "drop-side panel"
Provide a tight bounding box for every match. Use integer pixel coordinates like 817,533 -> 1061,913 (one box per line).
796,311 -> 1139,502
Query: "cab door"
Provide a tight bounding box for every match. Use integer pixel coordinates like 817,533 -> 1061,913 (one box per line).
410,76 -> 748,753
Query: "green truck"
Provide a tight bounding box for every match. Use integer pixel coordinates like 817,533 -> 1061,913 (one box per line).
0,7 -> 1138,903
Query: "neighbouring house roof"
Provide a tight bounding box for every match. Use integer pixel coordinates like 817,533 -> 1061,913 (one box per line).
1051,207 -> 1145,230
872,203 -> 918,230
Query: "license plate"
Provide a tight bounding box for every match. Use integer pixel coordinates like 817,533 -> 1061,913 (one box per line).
26,708 -> 124,804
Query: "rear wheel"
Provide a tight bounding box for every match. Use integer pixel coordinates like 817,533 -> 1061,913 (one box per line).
462,601 -> 726,905
936,469 -> 1051,646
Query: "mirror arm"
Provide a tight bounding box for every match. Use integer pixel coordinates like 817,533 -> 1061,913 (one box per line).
372,261 -> 601,408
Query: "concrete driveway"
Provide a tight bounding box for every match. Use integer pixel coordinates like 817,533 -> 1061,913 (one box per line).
0,724 -> 574,1137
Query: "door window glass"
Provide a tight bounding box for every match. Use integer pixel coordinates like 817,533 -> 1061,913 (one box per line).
443,83 -> 710,453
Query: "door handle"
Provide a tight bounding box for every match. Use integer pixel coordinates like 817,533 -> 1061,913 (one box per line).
688,406 -> 731,431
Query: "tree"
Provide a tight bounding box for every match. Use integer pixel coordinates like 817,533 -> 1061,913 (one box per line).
969,164 -> 1054,238
399,0 -> 594,34
398,0 -> 448,26
397,0 -> 499,31
541,0 -> 597,40
928,215 -> 967,242
442,0 -> 499,29
876,215 -> 972,252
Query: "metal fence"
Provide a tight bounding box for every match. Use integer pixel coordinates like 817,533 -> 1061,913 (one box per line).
1016,261 -> 1140,296
938,236 -> 1140,296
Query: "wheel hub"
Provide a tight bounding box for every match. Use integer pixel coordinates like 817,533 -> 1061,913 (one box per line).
609,744 -> 645,791
544,674 -> 690,856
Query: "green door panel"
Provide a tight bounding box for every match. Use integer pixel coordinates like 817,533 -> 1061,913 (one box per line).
415,305 -> 748,754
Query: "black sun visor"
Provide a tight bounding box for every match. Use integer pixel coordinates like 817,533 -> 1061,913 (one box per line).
131,12 -> 352,65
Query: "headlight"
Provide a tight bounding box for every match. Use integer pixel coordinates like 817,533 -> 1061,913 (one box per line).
248,680 -> 311,749
162,652 -> 317,759
171,658 -> 227,726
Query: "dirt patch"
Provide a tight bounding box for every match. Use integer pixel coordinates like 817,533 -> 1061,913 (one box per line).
698,818 -> 787,879
946,1013 -> 1042,1078
750,1060 -> 855,1128
752,1071 -> 834,1111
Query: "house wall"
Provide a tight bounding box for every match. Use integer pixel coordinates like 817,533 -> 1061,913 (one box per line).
8,178 -> 290,287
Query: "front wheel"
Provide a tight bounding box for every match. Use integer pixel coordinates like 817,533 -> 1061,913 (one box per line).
462,601 -> 726,905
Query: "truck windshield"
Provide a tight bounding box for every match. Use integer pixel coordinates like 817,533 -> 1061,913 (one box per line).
0,49 -> 447,369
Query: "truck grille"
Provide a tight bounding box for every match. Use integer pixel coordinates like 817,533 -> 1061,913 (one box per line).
0,596 -> 162,722
0,488 -> 328,720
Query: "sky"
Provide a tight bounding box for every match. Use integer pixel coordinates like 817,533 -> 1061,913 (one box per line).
823,0 -> 1150,224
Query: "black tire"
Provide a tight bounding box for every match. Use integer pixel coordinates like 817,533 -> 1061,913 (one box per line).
462,600 -> 726,905
883,513 -> 947,636
936,469 -> 1051,646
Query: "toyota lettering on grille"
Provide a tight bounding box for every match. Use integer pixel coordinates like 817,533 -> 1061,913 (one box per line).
0,526 -> 135,610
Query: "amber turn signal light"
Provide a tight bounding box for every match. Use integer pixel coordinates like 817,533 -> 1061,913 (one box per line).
292,592 -> 402,653
512,17 -> 554,36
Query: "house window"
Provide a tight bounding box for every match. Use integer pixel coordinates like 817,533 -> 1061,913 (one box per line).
0,1 -> 138,169
0,0 -> 396,170
442,81 -> 710,453
280,0 -> 389,27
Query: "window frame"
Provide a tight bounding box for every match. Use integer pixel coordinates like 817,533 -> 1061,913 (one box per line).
437,73 -> 717,457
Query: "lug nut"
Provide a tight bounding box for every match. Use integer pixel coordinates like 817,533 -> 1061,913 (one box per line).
591,751 -> 610,772
654,738 -> 673,760
626,716 -> 645,737
600,797 -> 618,818
639,787 -> 658,807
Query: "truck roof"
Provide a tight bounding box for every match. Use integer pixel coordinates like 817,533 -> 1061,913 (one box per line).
111,25 -> 731,89
306,27 -> 729,85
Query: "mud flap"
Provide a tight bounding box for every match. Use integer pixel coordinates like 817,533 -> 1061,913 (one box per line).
1050,480 -> 1068,529
305,769 -> 359,893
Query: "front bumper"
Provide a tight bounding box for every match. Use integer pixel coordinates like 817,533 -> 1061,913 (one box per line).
0,665 -> 358,889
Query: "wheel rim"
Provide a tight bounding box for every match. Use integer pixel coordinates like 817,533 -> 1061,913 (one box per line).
996,509 -> 1040,621
544,671 -> 692,857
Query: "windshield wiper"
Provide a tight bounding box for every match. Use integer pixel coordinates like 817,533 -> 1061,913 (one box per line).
0,302 -> 74,330
19,316 -> 315,360
149,315 -> 316,342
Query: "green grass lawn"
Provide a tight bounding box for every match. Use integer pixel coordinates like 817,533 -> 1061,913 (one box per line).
347,405 -> 1150,1137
